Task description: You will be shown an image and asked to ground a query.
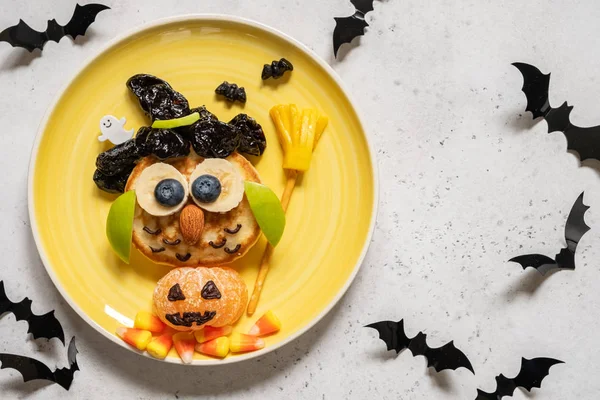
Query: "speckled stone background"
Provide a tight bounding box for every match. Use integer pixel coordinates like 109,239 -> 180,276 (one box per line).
1,0 -> 600,399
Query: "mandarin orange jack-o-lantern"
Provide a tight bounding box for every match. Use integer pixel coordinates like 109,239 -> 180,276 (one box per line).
153,266 -> 248,331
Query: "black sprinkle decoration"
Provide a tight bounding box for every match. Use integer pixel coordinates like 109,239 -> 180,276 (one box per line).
143,226 -> 162,235
0,281 -> 64,344
475,358 -> 563,399
209,239 -> 227,249
201,281 -> 222,300
365,319 -> 474,374
0,337 -> 79,391
215,81 -> 247,103
165,311 -> 216,327
163,238 -> 182,246
261,58 -> 293,80
176,253 -> 192,262
509,192 -> 590,275
0,3 -> 109,52
224,244 -> 242,254
149,246 -> 166,253
224,224 -> 242,234
513,62 -> 600,164
333,0 -> 378,57
167,284 -> 186,301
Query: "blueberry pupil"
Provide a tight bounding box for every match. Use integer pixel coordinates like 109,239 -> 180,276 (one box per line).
154,179 -> 185,206
192,175 -> 221,203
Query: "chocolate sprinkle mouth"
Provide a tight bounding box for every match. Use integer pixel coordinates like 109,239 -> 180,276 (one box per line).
143,226 -> 162,235
176,253 -> 191,262
224,244 -> 241,254
150,246 -> 165,253
163,238 -> 181,246
167,283 -> 185,301
201,281 -> 221,300
224,224 -> 242,234
165,311 -> 216,327
209,238 -> 227,249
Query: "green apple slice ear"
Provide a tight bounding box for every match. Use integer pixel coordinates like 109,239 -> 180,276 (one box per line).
151,112 -> 200,129
244,181 -> 286,247
106,190 -> 137,263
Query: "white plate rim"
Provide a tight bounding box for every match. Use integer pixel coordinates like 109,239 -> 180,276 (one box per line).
27,13 -> 379,365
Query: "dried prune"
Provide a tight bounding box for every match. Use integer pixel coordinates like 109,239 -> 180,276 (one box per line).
191,106 -> 218,122
177,106 -> 218,140
135,127 -> 190,159
215,81 -> 246,103
96,139 -> 141,176
93,167 -> 133,193
189,119 -> 241,158
127,74 -> 190,121
261,58 -> 293,80
229,114 -> 267,156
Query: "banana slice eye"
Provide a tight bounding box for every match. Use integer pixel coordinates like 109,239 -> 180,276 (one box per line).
189,159 -> 244,213
135,163 -> 189,216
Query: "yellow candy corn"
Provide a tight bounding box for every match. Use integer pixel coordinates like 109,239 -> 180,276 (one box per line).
116,327 -> 152,351
229,333 -> 265,353
146,333 -> 173,360
134,311 -> 165,333
248,310 -> 281,336
195,336 -> 230,358
194,325 -> 233,344
270,104 -> 328,171
173,332 -> 196,364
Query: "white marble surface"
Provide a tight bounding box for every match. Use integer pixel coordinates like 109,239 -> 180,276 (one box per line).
1,0 -> 600,398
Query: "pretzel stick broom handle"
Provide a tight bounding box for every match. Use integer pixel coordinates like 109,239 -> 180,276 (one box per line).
247,170 -> 298,316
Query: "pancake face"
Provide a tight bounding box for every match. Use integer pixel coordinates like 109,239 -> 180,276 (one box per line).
125,152 -> 261,267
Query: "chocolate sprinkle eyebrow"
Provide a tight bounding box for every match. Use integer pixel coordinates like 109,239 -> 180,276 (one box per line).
163,238 -> 181,246
201,281 -> 222,300
209,238 -> 227,249
150,246 -> 165,253
224,224 -> 242,234
143,226 -> 162,235
167,283 -> 185,301
176,253 -> 191,262
224,244 -> 241,254
165,311 -> 216,327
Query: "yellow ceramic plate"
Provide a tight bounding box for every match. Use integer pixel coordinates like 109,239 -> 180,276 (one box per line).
28,15 -> 377,364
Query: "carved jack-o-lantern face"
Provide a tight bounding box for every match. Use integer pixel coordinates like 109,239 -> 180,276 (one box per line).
153,266 -> 248,331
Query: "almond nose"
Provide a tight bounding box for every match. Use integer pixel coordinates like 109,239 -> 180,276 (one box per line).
179,204 -> 204,246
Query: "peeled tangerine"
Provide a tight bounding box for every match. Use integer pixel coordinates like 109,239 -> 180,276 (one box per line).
116,327 -> 152,351
134,311 -> 166,333
248,310 -> 281,336
229,333 -> 265,353
153,267 -> 248,331
269,104 -> 328,171
194,325 -> 233,343
196,336 -> 230,358
173,332 -> 196,364
146,333 -> 173,360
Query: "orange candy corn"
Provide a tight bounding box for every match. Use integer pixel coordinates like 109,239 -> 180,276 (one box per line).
194,325 -> 233,343
116,327 -> 152,351
229,333 -> 265,353
195,336 -> 230,358
173,332 -> 196,364
146,333 -> 173,360
248,310 -> 281,336
134,311 -> 165,333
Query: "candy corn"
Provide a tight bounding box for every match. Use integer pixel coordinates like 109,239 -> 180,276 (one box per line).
229,333 -> 265,353
146,332 -> 173,360
173,332 -> 196,364
194,325 -> 233,344
134,311 -> 165,333
195,336 -> 230,358
116,327 -> 152,351
248,310 -> 281,336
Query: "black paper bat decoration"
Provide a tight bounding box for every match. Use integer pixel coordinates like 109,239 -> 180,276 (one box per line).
0,3 -> 110,52
365,319 -> 474,373
0,280 -> 65,344
509,192 -> 590,276
0,337 -> 79,390
475,357 -> 563,399
333,0 -> 377,57
513,62 -> 600,163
